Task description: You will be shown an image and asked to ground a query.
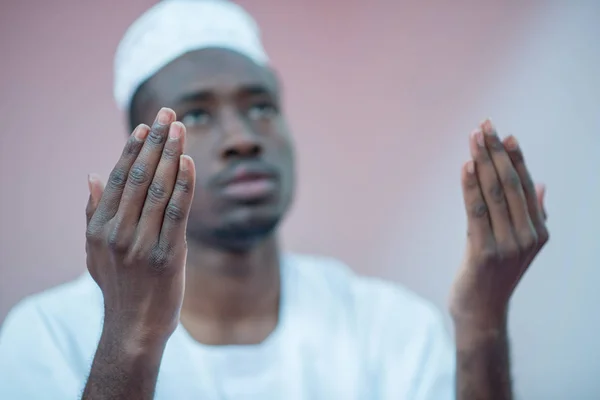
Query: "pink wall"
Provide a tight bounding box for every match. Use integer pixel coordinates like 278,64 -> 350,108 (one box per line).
1,1 -> 599,398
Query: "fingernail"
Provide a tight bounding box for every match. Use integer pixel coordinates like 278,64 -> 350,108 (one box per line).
476,131 -> 485,147
134,124 -> 149,140
466,160 -> 475,174
537,183 -> 546,194
180,154 -> 191,171
169,122 -> 182,140
470,129 -> 485,147
87,173 -> 99,192
482,119 -> 494,135
505,135 -> 519,150
157,108 -> 173,125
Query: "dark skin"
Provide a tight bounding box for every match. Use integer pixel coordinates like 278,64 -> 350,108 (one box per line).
450,120 -> 549,399
81,49 -> 549,399
127,49 -> 295,346
82,48 -> 294,399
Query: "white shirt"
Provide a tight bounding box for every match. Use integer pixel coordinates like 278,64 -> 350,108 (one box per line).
0,254 -> 455,399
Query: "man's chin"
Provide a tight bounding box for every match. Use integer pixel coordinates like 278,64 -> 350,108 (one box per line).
189,209 -> 282,253
214,218 -> 280,252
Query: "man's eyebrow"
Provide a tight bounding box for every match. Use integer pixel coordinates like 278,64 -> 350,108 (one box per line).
176,90 -> 213,104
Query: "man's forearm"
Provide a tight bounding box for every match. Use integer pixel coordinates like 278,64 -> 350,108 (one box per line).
454,321 -> 513,400
81,328 -> 166,400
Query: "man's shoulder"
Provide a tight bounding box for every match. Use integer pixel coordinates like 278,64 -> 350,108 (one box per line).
7,273 -> 100,315
1,273 -> 102,340
0,275 -> 102,397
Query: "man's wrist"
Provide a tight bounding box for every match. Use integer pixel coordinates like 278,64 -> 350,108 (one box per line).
83,320 -> 168,399
451,308 -> 508,348
100,320 -> 171,360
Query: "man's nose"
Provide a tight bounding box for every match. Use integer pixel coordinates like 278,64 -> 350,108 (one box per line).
218,109 -> 263,160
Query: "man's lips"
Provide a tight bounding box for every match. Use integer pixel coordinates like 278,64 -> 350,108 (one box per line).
219,165 -> 278,200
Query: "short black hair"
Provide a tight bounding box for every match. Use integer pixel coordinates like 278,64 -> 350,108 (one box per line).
127,96 -> 139,134
126,81 -> 150,134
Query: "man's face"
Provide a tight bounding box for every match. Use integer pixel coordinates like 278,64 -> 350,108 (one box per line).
130,48 -> 295,251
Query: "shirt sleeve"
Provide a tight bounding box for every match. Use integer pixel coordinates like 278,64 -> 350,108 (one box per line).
358,279 -> 456,400
0,299 -> 83,400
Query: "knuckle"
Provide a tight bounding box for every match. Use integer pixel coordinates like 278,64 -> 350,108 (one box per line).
123,137 -> 144,156
489,137 -> 505,152
85,203 -> 95,219
477,150 -> 491,163
520,174 -> 535,192
510,149 -> 524,163
489,183 -> 505,203
106,225 -> 131,253
148,246 -> 172,274
175,178 -> 192,194
128,164 -> 151,186
470,201 -> 489,219
165,203 -> 186,223
497,241 -> 520,259
161,145 -> 179,160
147,128 -> 167,145
147,181 -> 168,203
517,229 -> 538,250
524,181 -> 536,196
537,226 -> 550,245
464,174 -> 479,190
85,224 -> 103,243
108,168 -> 128,188
501,168 -> 521,190
477,247 -> 498,265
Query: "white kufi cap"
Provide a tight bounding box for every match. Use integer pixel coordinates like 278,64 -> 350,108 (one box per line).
113,0 -> 269,111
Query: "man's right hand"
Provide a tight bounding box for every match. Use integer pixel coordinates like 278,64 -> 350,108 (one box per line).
85,107 -> 196,346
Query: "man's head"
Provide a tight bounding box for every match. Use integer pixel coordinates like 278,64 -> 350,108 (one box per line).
114,1 -> 295,252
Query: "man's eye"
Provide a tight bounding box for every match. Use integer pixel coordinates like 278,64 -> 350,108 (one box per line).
181,109 -> 211,127
247,103 -> 278,120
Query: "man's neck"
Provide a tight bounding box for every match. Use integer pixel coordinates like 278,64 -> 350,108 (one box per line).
179,236 -> 281,345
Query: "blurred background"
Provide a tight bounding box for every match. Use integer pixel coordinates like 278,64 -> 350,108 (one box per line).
1,0 -> 599,398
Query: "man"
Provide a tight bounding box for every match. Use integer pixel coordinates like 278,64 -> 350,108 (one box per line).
0,1 -> 549,399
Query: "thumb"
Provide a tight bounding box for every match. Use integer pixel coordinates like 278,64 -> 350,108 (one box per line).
85,173 -> 105,226
535,183 -> 547,221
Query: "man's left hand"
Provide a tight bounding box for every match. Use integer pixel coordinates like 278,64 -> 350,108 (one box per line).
450,119 -> 549,331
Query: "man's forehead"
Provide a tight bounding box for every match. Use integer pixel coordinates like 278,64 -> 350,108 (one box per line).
147,48 -> 276,100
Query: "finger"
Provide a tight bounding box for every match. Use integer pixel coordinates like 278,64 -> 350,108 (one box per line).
136,122 -> 187,244
535,183 -> 547,220
481,120 -> 534,249
115,108 -> 176,230
520,184 -> 549,271
85,174 -> 105,284
461,159 -> 495,251
470,126 -> 514,246
515,183 -> 549,279
90,124 -> 149,226
85,174 -> 105,226
159,155 -> 196,248
503,136 -> 549,245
